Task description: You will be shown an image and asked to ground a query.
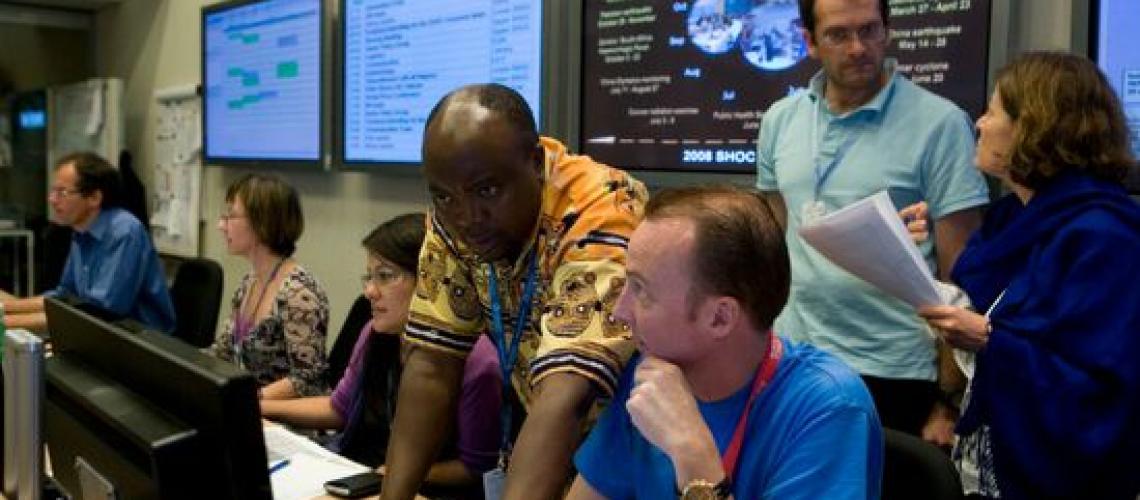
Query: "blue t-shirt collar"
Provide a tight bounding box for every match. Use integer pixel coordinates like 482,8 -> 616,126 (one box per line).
808,58 -> 899,118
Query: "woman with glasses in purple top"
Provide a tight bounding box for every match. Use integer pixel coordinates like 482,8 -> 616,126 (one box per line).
261,213 -> 501,499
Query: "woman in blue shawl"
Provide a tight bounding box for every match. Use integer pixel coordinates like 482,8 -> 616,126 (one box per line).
917,52 -> 1140,499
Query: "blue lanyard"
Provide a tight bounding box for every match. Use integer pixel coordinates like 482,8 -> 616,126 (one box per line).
488,250 -> 539,459
812,131 -> 858,202
813,142 -> 855,201
810,98 -> 858,201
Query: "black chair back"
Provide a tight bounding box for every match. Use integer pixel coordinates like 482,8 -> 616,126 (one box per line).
170,257 -> 225,348
883,428 -> 964,500
326,294 -> 373,386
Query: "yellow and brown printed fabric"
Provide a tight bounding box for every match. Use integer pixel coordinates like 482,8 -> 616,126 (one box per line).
405,137 -> 647,407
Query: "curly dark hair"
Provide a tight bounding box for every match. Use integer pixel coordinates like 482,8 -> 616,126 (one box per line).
996,52 -> 1136,190
798,0 -> 890,40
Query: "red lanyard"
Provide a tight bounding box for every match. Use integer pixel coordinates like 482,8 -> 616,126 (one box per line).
721,335 -> 784,481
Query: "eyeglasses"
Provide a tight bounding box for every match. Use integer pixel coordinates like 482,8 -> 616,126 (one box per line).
218,212 -> 247,222
360,268 -> 406,289
48,187 -> 83,198
818,22 -> 886,47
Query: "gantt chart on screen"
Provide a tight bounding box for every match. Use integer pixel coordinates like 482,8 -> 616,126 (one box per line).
204,0 -> 322,161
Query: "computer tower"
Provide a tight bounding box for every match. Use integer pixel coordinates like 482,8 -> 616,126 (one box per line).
3,328 -> 44,500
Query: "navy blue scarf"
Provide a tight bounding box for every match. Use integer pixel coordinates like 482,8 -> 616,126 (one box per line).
951,172 -> 1140,499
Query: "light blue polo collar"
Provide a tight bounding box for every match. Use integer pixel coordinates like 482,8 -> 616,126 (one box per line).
808,58 -> 900,117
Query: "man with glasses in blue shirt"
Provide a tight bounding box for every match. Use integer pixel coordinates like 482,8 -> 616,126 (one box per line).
756,0 -> 989,444
1,152 -> 175,333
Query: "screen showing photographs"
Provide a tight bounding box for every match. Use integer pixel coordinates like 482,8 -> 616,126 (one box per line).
342,0 -> 543,164
1095,0 -> 1140,160
203,0 -> 323,162
580,0 -> 991,172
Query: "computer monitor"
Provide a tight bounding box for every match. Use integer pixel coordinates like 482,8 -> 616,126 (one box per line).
1091,0 -> 1140,161
43,297 -> 272,500
339,0 -> 545,166
202,0 -> 325,166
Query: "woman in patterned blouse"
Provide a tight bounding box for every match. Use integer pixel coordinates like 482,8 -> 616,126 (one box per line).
212,174 -> 330,398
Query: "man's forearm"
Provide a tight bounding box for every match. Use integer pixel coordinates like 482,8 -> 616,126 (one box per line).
5,312 -> 47,333
381,346 -> 464,500
933,208 -> 982,280
503,373 -> 595,500
3,295 -> 44,315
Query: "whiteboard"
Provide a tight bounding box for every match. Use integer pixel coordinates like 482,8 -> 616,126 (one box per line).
46,78 -> 125,190
150,84 -> 203,258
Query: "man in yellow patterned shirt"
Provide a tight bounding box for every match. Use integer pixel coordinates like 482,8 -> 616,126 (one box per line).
381,84 -> 647,500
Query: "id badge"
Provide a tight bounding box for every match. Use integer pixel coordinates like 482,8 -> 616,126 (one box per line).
800,200 -> 827,225
482,467 -> 507,500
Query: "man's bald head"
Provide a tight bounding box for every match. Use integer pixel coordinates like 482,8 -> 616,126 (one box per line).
422,83 -> 538,158
420,84 -> 545,263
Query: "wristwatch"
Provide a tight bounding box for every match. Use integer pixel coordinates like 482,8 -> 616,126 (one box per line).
679,477 -> 731,500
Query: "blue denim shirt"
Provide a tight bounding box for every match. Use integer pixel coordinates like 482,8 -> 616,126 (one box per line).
51,207 -> 176,333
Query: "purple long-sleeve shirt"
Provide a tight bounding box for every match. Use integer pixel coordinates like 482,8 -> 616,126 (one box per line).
330,322 -> 502,473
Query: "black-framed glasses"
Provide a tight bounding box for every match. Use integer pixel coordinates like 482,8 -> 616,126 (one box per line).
819,22 -> 886,47
360,268 -> 406,289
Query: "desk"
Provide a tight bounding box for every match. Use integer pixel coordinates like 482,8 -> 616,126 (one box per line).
314,492 -> 427,499
0,229 -> 34,296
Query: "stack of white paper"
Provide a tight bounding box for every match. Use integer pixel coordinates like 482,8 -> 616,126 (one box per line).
798,190 -> 944,308
263,425 -> 370,500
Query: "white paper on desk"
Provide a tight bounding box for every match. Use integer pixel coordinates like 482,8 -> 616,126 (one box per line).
798,190 -> 944,308
263,426 -> 369,500
270,453 -> 368,500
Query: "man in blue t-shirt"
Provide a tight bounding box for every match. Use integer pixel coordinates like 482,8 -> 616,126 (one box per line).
568,186 -> 882,500
1,152 -> 175,333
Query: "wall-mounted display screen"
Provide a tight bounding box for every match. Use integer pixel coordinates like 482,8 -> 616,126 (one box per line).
203,0 -> 323,163
1094,0 -> 1140,160
580,0 -> 991,173
341,0 -> 543,165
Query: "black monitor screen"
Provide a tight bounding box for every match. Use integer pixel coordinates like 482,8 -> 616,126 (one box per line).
1094,0 -> 1140,160
203,0 -> 323,164
341,0 -> 543,165
44,297 -> 272,500
44,355 -> 203,499
580,0 -> 991,173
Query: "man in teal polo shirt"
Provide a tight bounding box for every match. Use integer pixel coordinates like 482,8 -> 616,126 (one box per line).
756,0 -> 988,443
